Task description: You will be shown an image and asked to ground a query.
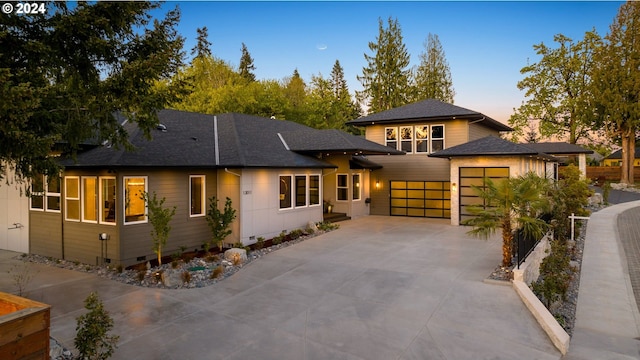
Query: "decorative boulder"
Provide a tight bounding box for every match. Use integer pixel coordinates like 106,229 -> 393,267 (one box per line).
588,193 -> 603,206
224,248 -> 247,262
307,220 -> 318,232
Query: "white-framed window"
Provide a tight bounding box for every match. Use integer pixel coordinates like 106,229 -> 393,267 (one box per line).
431,125 -> 445,152
30,174 -> 44,211
295,175 -> 307,207
337,174 -> 348,201
100,177 -> 116,224
190,175 -> 205,217
400,126 -> 413,153
46,175 -> 61,212
309,175 -> 320,206
82,177 -> 98,223
385,127 -> 398,150
124,176 -> 147,224
65,176 -> 80,221
352,173 -> 361,201
279,175 -> 292,209
415,125 -> 429,153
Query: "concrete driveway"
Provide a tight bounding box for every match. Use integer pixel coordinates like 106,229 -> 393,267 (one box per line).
0,216 -> 560,360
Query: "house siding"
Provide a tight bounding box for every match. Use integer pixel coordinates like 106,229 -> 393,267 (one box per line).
363,119 -> 470,216
30,211 -> 62,259
468,122 -> 500,141
119,169 -> 217,266
217,169 -> 241,247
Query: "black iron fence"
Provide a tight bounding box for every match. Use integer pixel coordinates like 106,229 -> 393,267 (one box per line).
515,228 -> 541,268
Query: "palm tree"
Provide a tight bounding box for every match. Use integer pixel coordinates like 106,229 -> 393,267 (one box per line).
463,172 -> 550,268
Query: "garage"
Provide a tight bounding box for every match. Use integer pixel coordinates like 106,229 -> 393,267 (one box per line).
459,167 -> 509,223
390,180 -> 451,218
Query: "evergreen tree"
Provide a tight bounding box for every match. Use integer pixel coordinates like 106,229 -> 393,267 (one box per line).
0,2 -> 185,182
413,33 -> 455,103
283,69 -> 308,123
239,43 -> 256,82
591,1 -> 640,184
191,26 -> 212,59
509,32 -> 600,144
357,17 -> 412,114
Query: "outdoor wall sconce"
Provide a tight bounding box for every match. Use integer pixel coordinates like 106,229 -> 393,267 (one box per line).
99,233 -> 108,241
451,183 -> 457,192
375,180 -> 380,189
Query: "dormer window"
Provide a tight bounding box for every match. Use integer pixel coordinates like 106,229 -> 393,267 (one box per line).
400,126 -> 413,153
385,127 -> 397,149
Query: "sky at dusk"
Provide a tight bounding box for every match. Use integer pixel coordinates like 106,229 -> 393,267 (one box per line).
154,1 -> 624,124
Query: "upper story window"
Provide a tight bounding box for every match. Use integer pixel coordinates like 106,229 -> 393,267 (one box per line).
46,176 -> 61,212
190,175 -> 205,217
431,125 -> 445,152
400,126 -> 413,153
30,175 -> 44,210
415,125 -> 429,153
82,177 -> 98,223
124,176 -> 147,224
385,127 -> 398,149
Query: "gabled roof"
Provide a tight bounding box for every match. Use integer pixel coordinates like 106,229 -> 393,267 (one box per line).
346,99 -> 512,132
524,142 -> 593,155
605,148 -> 640,159
429,136 -> 556,161
62,110 -> 402,169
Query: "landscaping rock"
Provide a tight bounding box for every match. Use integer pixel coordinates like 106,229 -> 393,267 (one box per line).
588,193 -> 603,206
307,220 -> 318,232
224,248 -> 247,262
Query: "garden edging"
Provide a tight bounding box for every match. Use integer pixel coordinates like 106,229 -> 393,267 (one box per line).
511,234 -> 569,355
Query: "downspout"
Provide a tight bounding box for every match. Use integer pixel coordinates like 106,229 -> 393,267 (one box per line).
214,116 -> 220,166
224,168 -> 241,177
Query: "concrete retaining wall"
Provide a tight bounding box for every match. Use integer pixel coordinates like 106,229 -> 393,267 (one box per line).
512,232 -> 551,285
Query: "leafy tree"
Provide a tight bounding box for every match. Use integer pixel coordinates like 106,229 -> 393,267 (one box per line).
509,32 -> 601,144
591,1 -> 640,184
75,292 -> 119,360
239,42 -> 256,82
191,26 -> 212,59
206,196 -> 237,252
412,33 -> 455,103
0,2 -> 185,182
357,17 -> 412,113
548,165 -> 592,241
463,173 -> 550,268
283,69 -> 308,123
142,191 -> 177,266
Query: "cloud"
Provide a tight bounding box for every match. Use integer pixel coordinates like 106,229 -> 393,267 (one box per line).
316,43 -> 328,51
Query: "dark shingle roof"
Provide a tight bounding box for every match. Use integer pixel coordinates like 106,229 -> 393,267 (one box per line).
346,99 -> 512,132
63,110 -> 402,169
524,142 -> 593,155
429,136 -> 556,161
606,148 -> 640,159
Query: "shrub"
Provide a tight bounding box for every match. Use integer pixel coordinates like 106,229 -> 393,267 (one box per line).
211,265 -> 224,279
206,196 -> 237,254
317,221 -> 340,232
181,271 -> 192,284
602,181 -> 611,205
532,239 -> 572,308
255,237 -> 265,250
289,229 -> 303,240
75,292 -> 119,360
136,270 -> 146,282
116,264 -> 123,274
8,262 -> 35,297
272,231 -> 286,245
141,191 -> 177,266
548,164 -> 593,241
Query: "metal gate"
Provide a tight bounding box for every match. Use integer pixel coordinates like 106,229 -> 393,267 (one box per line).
459,167 -> 509,223
390,181 -> 450,218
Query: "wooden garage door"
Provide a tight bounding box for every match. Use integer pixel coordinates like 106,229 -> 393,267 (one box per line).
390,181 -> 451,218
459,167 -> 509,223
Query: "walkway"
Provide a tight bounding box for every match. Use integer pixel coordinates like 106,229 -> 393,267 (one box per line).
565,200 -> 640,359
0,216 -> 560,360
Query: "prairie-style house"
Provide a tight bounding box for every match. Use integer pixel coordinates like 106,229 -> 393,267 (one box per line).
28,110 -> 402,266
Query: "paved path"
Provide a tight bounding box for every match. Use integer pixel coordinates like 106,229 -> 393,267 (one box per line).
0,216 -> 560,360
565,201 -> 640,359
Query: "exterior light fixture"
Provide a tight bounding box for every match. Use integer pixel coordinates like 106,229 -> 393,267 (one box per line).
451,183 -> 457,192
99,233 -> 108,241
375,180 -> 380,189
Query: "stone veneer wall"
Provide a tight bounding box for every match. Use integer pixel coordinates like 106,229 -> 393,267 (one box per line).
512,232 -> 552,285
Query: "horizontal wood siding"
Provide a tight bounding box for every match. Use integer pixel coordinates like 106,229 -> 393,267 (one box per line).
29,211 -> 62,258
364,120 -> 470,149
120,169 -> 217,266
368,155 -> 450,215
62,222 -> 119,266
468,122 -> 500,141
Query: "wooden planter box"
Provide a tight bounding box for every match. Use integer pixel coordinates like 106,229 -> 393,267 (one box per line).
0,292 -> 50,360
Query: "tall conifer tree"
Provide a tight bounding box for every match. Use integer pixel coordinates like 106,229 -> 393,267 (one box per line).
413,33 -> 455,103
